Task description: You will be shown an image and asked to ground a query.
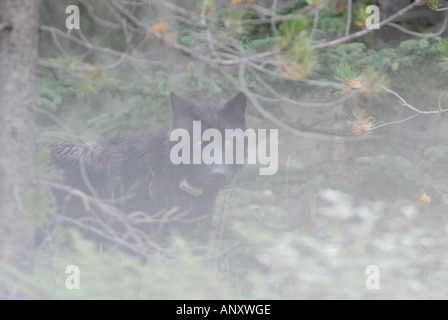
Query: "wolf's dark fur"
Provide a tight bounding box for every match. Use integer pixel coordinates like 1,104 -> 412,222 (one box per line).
44,92 -> 247,239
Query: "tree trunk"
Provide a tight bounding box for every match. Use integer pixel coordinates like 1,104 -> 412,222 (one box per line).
0,0 -> 39,291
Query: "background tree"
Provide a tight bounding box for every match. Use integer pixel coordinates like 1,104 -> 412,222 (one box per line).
0,0 -> 39,297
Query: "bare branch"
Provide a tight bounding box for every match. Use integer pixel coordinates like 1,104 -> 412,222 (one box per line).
377,84 -> 448,115
39,25 -> 169,70
38,179 -> 213,258
80,0 -> 123,30
345,0 -> 352,37
35,107 -> 74,135
250,70 -> 349,108
370,114 -> 420,130
271,0 -> 279,39
368,84 -> 448,132
310,7 -> 319,40
312,0 -> 423,50
387,12 -> 448,38
247,61 -> 340,88
233,63 -> 380,142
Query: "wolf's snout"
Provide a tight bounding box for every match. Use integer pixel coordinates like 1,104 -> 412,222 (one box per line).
210,167 -> 227,178
209,166 -> 231,184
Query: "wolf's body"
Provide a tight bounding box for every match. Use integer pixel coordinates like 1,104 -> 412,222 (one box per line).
44,92 -> 247,239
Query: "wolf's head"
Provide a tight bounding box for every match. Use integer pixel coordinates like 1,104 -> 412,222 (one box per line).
169,92 -> 247,195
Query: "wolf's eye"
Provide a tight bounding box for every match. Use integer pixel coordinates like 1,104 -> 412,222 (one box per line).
225,139 -> 232,145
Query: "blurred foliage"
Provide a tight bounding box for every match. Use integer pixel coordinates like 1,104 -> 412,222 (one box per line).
276,17 -> 320,77
437,38 -> 448,72
5,232 -> 240,299
11,0 -> 447,299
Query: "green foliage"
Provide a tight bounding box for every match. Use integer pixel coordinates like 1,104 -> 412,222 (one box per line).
36,147 -> 51,171
276,18 -> 320,77
5,232 -> 239,299
354,1 -> 371,24
278,16 -> 308,40
319,155 -> 416,200
321,37 -> 441,74
425,0 -> 442,10
37,86 -> 62,111
277,0 -> 307,13
37,62 -> 235,137
201,0 -> 216,15
437,38 -> 448,57
437,39 -> 448,72
250,37 -> 277,47
25,186 -> 54,228
335,63 -> 360,85
334,62 -> 389,100
347,107 -> 377,136
355,154 -> 413,173
422,145 -> 448,162
416,145 -> 448,191
313,7 -> 345,36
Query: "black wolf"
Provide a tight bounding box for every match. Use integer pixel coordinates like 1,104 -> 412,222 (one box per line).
44,92 -> 247,240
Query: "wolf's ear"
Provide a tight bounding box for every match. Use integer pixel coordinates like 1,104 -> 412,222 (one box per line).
221,92 -> 247,123
170,92 -> 192,112
170,92 -> 195,129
